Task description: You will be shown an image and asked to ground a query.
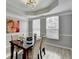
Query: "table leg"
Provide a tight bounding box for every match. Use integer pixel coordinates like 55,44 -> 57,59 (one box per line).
23,49 -> 29,59
23,50 -> 26,59
26,49 -> 29,59
10,43 -> 14,59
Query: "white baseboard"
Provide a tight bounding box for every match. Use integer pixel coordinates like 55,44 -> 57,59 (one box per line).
45,42 -> 72,51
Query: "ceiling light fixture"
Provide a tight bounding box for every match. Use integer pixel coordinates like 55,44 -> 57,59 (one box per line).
22,0 -> 39,8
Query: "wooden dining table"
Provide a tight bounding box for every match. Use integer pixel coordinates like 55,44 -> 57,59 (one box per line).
9,40 -> 33,59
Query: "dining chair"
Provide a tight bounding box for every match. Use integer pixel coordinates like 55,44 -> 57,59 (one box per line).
28,39 -> 42,59
11,34 -> 23,59
39,36 -> 46,59
32,34 -> 46,59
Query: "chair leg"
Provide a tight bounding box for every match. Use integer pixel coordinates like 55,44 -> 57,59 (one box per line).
40,49 -> 42,59
42,48 -> 46,55
38,54 -> 39,59
16,52 -> 18,59
10,43 -> 14,59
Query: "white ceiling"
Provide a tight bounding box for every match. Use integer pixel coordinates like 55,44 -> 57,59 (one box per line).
6,0 -> 72,19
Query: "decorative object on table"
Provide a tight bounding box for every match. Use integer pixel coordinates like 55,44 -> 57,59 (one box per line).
18,36 -> 25,43
6,17 -> 20,33
17,34 -> 25,43
26,37 -> 33,44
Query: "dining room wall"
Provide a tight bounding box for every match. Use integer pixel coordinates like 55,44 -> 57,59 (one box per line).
45,14 -> 72,49
28,11 -> 72,49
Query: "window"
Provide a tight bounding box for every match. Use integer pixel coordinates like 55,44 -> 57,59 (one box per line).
33,19 -> 40,38
46,16 -> 59,39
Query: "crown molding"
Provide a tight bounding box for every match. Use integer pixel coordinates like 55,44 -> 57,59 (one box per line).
29,10 -> 72,20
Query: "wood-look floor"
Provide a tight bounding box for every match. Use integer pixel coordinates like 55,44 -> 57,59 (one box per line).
6,44 -> 72,59
43,45 -> 72,59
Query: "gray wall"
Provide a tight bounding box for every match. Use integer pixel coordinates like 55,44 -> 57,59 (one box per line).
46,14 -> 72,49
28,13 -> 72,49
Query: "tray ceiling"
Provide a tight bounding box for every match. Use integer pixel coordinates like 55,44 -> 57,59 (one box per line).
6,0 -> 58,15
6,0 -> 72,18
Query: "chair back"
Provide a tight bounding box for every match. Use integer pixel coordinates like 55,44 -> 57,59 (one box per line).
11,34 -> 18,40
40,36 -> 46,49
11,34 -> 24,52
32,39 -> 42,59
11,34 -> 26,40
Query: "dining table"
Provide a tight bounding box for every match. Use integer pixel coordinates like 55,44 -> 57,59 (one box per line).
9,40 -> 33,59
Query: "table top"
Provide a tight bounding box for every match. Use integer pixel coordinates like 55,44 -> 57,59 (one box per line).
10,40 -> 33,50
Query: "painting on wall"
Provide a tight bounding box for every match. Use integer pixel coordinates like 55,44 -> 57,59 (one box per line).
46,16 -> 59,39
6,18 -> 20,33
